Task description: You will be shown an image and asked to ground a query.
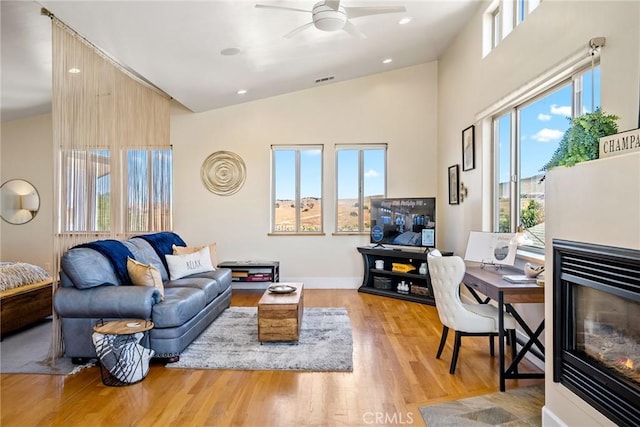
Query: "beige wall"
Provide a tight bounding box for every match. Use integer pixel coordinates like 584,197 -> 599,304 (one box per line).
0,113 -> 54,271
171,63 -> 439,287
0,63 -> 439,286
436,0 -> 639,425
438,0 -> 640,255
544,153 -> 639,427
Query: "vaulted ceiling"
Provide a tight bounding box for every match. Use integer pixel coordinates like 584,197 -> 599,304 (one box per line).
1,1 -> 480,122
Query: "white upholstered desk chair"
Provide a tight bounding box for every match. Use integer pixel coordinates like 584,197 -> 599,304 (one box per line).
427,250 -> 517,374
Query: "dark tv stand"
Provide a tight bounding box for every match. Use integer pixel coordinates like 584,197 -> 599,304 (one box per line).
356,246 -> 451,305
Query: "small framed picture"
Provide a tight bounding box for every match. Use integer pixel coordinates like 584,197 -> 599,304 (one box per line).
462,124 -> 475,171
448,164 -> 459,205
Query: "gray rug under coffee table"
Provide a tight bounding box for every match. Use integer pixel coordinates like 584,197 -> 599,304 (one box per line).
167,306 -> 353,372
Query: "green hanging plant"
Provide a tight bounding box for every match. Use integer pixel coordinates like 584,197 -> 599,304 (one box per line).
542,109 -> 619,170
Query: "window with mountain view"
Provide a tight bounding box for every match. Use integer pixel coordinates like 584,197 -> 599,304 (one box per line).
271,146 -> 323,233
335,145 -> 386,233
494,66 -> 600,249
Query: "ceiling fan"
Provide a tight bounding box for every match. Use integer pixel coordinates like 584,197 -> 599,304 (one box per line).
255,0 -> 407,39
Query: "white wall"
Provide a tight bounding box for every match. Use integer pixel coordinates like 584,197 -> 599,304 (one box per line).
436,1 -> 639,425
0,64 -> 438,287
544,152 -> 640,426
0,113 -> 54,271
438,0 -> 640,255
171,63 -> 439,288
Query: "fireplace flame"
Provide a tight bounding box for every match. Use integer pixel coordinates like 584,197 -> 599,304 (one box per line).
617,357 -> 634,370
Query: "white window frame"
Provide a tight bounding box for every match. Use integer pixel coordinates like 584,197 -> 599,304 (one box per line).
491,63 -> 600,253
334,144 -> 387,234
270,145 -> 324,234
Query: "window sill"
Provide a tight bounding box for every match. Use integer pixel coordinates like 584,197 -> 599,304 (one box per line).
516,248 -> 545,265
268,232 -> 325,237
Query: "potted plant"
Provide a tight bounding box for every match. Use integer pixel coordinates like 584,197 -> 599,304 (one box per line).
542,109 -> 619,170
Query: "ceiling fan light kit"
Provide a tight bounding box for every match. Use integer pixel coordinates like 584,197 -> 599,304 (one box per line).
255,0 -> 406,39
313,3 -> 347,32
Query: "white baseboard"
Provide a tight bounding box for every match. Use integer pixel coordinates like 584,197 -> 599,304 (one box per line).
542,406 -> 567,427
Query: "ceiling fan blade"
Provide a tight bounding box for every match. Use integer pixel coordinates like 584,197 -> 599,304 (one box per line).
283,22 -> 315,39
324,0 -> 341,10
343,21 -> 366,39
343,6 -> 406,19
255,4 -> 310,14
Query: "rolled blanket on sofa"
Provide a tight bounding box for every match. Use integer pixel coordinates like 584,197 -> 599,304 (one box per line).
134,232 -> 186,271
78,240 -> 134,284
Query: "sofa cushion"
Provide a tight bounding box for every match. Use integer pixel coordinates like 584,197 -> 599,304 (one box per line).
124,238 -> 169,281
164,277 -> 220,304
152,287 -> 206,328
61,248 -> 120,289
127,257 -> 165,300
165,246 -> 214,279
188,269 -> 232,293
172,243 -> 218,270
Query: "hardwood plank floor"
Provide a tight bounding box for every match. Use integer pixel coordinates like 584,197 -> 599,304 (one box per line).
0,290 -> 543,426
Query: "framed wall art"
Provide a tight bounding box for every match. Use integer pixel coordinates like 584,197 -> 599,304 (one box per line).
448,164 -> 459,205
462,124 -> 475,171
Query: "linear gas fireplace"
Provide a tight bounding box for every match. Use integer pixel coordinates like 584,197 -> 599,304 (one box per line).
553,239 -> 640,427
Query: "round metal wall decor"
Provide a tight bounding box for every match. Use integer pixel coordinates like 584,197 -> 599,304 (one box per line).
200,151 -> 246,196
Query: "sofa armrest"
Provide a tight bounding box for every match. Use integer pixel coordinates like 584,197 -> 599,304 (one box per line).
54,285 -> 161,319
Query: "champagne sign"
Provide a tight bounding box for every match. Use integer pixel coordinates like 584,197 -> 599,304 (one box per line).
599,128 -> 640,159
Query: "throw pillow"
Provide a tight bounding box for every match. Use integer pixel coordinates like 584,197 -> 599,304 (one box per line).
165,246 -> 214,280
172,243 -> 218,268
127,257 -> 165,300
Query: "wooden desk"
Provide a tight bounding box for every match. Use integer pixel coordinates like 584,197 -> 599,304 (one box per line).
463,266 -> 545,391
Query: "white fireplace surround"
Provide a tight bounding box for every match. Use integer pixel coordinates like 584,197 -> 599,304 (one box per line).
543,152 -> 640,426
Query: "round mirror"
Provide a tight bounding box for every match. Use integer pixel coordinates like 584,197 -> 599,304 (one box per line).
0,179 -> 40,225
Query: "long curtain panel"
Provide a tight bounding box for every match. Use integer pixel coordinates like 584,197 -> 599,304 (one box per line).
50,17 -> 171,359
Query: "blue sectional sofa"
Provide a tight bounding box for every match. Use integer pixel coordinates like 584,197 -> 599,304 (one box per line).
53,232 -> 232,362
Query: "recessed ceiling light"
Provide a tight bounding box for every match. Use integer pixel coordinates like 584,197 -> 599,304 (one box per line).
220,47 -> 242,56
68,67 -> 81,74
398,17 -> 413,25
237,89 -> 247,95
382,58 -> 393,64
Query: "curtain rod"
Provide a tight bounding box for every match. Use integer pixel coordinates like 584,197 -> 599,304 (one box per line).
41,7 -> 172,101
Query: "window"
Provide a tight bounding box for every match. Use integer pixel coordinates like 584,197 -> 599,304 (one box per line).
126,149 -> 173,232
516,0 -> 542,25
335,145 -> 386,233
492,5 -> 502,49
484,0 -> 541,53
493,66 -> 600,249
60,148 -> 172,233
271,146 -> 323,233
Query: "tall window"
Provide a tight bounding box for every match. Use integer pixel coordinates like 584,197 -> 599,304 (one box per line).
60,148 -> 172,233
271,146 -> 323,233
494,66 -> 600,249
335,145 -> 386,232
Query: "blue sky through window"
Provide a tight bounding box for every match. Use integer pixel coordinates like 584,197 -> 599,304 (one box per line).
499,67 -> 600,183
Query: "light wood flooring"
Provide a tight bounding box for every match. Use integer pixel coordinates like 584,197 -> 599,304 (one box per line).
0,289 -> 543,426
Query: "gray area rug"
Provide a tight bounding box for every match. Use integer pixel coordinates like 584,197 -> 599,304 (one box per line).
0,319 -> 94,375
167,307 -> 353,371
420,384 -> 544,427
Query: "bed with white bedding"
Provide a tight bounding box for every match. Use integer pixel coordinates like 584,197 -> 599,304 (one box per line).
0,262 -> 53,337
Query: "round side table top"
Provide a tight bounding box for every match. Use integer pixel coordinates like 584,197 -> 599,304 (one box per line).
93,319 -> 154,335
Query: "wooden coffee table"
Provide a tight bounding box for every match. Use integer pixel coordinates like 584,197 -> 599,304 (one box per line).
257,282 -> 304,343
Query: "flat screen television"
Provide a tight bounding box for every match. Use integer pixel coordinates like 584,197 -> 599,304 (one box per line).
369,197 -> 436,248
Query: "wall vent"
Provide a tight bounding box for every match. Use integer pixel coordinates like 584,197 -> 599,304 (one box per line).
315,76 -> 335,84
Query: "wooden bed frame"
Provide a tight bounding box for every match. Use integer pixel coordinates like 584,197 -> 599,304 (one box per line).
0,279 -> 53,337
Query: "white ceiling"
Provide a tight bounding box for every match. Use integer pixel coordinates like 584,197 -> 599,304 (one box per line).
1,0 -> 480,123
